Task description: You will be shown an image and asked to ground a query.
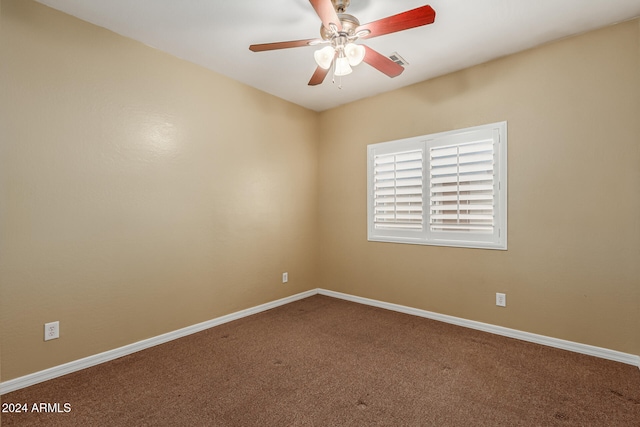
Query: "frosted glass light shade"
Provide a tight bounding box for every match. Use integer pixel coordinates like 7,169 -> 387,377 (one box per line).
334,56 -> 353,76
314,46 -> 335,69
344,43 -> 365,66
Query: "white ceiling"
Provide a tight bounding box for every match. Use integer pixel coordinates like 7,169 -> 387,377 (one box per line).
36,0 -> 640,112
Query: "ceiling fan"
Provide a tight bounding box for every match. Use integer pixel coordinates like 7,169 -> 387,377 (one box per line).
249,0 -> 436,86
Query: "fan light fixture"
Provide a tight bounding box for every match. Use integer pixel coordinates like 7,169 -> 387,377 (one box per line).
313,42 -> 365,76
334,55 -> 352,76
344,43 -> 365,66
313,46 -> 335,69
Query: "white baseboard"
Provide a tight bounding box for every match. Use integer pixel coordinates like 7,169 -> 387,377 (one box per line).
2,288 -> 638,395
318,289 -> 640,368
0,289 -> 317,395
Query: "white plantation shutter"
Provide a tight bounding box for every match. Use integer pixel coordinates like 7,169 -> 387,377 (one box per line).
429,140 -> 495,233
368,122 -> 506,249
373,150 -> 423,230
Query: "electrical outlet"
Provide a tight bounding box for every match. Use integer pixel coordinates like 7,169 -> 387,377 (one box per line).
282,272 -> 288,283
496,293 -> 506,307
44,321 -> 60,341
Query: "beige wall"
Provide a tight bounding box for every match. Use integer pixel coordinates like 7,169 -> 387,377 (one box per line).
0,0 -> 319,381
318,19 -> 640,356
1,0 -> 639,383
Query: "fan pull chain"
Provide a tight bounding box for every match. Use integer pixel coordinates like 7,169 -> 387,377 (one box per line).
331,61 -> 336,85
331,61 -> 343,90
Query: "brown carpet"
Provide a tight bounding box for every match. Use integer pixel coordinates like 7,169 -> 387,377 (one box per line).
2,295 -> 639,426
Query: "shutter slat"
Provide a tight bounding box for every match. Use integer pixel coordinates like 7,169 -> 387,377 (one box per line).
396,160 -> 422,171
431,194 -> 493,202
375,164 -> 395,173
458,141 -> 493,154
430,224 -> 494,232
395,151 -> 422,162
459,164 -> 493,174
430,184 -> 494,194
459,153 -> 494,165
396,187 -> 423,196
375,223 -> 422,230
395,169 -> 422,179
377,206 -> 423,212
431,163 -> 493,175
396,196 -> 422,203
431,204 -> 493,211
431,173 -> 493,185
374,155 -> 397,165
431,214 -> 494,221
430,146 -> 458,158
395,179 -> 422,187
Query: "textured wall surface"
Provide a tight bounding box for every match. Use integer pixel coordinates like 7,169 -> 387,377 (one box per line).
0,0 -> 319,381
318,19 -> 640,356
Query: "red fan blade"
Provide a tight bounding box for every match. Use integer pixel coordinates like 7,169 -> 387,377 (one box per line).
362,45 -> 404,78
309,0 -> 342,32
250,38 -> 323,52
308,65 -> 331,86
357,5 -> 435,39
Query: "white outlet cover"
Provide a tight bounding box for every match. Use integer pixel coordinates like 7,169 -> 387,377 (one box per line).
496,293 -> 506,307
44,321 -> 60,341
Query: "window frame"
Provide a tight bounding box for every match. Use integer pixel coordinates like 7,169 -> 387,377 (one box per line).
367,121 -> 507,250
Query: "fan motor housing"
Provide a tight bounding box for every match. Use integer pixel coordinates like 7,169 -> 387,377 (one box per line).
320,13 -> 360,40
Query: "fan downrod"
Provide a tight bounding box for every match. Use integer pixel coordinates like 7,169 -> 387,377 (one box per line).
331,0 -> 350,13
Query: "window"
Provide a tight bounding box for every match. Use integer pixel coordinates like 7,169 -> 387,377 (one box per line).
367,122 -> 507,250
